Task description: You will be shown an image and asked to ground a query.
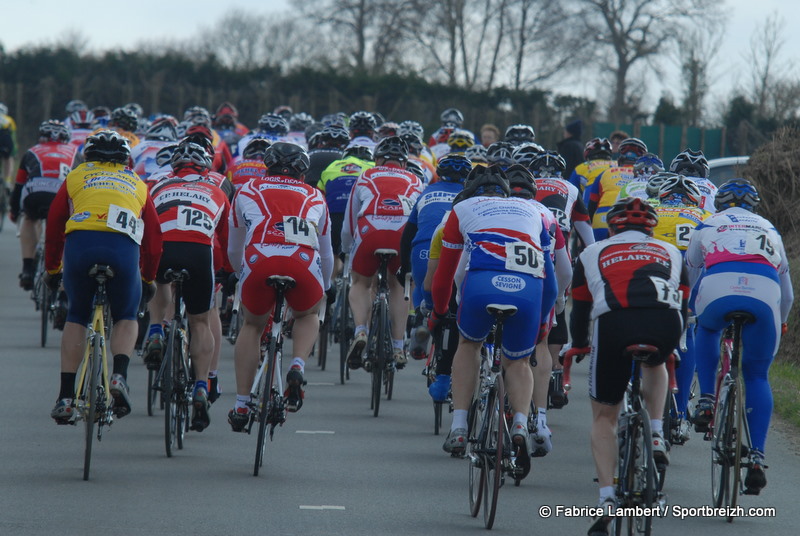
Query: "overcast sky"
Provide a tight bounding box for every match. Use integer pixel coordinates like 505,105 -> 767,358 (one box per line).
2,0 -> 797,113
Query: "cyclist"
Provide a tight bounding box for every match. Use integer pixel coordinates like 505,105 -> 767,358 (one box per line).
228,138 -> 269,193
504,124 -> 536,147
94,107 -> 140,148
45,130 -> 162,423
131,116 -> 179,181
212,101 -> 249,152
669,149 -> 717,213
617,153 -> 664,201
11,120 -> 82,291
568,197 -> 687,529
235,113 -> 289,158
485,141 -> 516,170
286,112 -> 314,148
432,164 -> 556,456
184,121 -> 232,175
446,129 -> 475,156
347,111 -> 378,150
227,142 -> 334,429
585,137 -> 647,241
0,103 -> 17,185
67,109 -> 95,151
403,132 -> 436,184
398,120 -> 436,168
464,144 -> 488,166
686,179 -> 793,494
305,125 -> 349,188
568,137 -> 614,196
342,136 -> 422,370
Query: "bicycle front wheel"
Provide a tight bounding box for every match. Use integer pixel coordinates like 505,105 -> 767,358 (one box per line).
615,409 -> 655,536
40,284 -> 49,347
711,382 -> 735,509
82,334 -> 102,481
483,377 -> 505,529
468,395 -> 485,517
163,330 -> 176,458
255,335 -> 278,476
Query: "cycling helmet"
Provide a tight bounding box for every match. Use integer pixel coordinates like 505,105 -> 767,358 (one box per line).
321,113 -> 346,127
633,153 -> 665,178
373,136 -> 409,163
263,142 -> 310,178
371,112 -> 386,127
377,122 -> 400,139
398,120 -> 424,140
506,164 -> 537,199
258,113 -> 289,135
658,174 -> 702,206
242,138 -> 271,160
529,151 -> 567,178
447,129 -> 475,151
343,145 -> 374,161
645,172 -> 677,199
183,105 -> 211,123
617,138 -> 648,165
512,142 -> 544,168
461,164 -> 509,199
436,154 -> 472,183
669,148 -> 709,178
714,178 -> 760,212
124,102 -> 144,118
606,197 -> 658,235
171,140 -> 212,171
348,111 -> 377,136
69,110 -> 94,129
289,112 -> 314,132
215,101 -> 239,118
400,133 -> 424,156
405,160 -> 425,181
583,137 -> 613,160
110,107 -> 138,132
214,113 -> 236,129
464,144 -> 488,164
91,106 -> 111,119
83,130 -> 131,164
273,105 -> 293,121
65,99 -> 87,114
145,116 -> 178,141
0,103 -> 7,115
440,107 -> 464,127
504,124 -> 536,145
39,120 -> 71,143
486,141 -> 517,168
155,144 -> 177,167
309,125 -> 349,150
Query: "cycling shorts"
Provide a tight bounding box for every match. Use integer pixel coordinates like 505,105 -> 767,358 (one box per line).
239,244 -> 323,315
350,223 -> 403,277
411,242 -> 431,307
63,230 -> 141,326
588,308 -> 682,405
21,191 -> 56,220
330,212 -> 345,255
0,129 -> 13,157
456,269 -> 544,360
547,310 -> 568,345
156,241 -> 215,315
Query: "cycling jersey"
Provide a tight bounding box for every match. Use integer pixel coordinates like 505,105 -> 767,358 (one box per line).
409,154 -> 436,184
652,203 -> 711,252
568,158 -> 614,194
68,128 -> 93,151
346,136 -> 376,150
318,156 -> 374,214
0,112 -> 17,158
227,157 -> 267,193
686,175 -> 717,213
535,176 -> 593,244
617,177 -> 649,200
306,149 -> 342,189
130,139 -> 172,181
585,165 -> 635,239
11,141 -> 82,220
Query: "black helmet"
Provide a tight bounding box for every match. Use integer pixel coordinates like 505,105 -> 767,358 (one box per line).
83,130 -> 131,164
405,160 -> 425,181
436,154 -> 472,183
399,132 -> 424,156
714,178 -> 761,212
171,140 -> 212,171
308,125 -> 349,150
506,164 -> 537,199
242,138 -> 271,161
583,137 -> 612,160
486,141 -> 516,168
110,107 -> 138,132
349,111 -> 377,136
258,113 -> 289,135
529,151 -> 567,178
504,124 -> 536,145
289,112 -> 314,132
263,142 -> 310,178
373,135 -> 409,163
39,120 -> 70,143
343,145 -> 374,161
461,164 -> 509,199
440,107 -> 464,127
669,148 -> 709,179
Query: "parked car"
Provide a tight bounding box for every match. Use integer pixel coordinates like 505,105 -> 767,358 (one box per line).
707,156 -> 750,186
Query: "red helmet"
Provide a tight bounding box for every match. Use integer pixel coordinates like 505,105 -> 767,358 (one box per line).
606,197 -> 658,235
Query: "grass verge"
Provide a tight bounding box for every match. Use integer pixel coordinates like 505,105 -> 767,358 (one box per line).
771,360 -> 800,430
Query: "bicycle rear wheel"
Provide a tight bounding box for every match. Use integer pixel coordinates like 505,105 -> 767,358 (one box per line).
83,335 -> 101,481
711,382 -> 735,508
468,396 -> 485,517
40,284 -> 49,347
254,335 -> 278,476
338,289 -> 353,385
163,329 -> 176,458
729,378 -> 747,521
318,316 -> 329,370
615,409 -> 655,536
483,377 -> 504,529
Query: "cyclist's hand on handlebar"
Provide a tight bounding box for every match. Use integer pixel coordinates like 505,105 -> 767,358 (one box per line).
325,285 -> 337,304
141,279 -> 157,303
395,267 -> 408,287
427,310 -> 446,334
44,271 -> 62,292
225,272 -> 239,295
565,346 -> 591,363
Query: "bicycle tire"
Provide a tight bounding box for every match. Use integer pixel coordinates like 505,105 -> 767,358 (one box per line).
318,316 -> 329,371
434,401 -> 443,436
147,368 -> 157,417
175,329 -> 187,451
729,378 -> 745,521
163,328 -> 176,458
40,284 -> 49,347
483,377 -> 504,529
83,334 -> 101,481
711,382 -> 734,508
615,409 -> 655,536
254,331 -> 278,476
467,396 -> 485,517
338,287 -> 353,385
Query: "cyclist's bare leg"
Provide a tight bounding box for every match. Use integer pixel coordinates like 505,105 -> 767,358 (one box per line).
109,319 -> 137,358
209,305 -> 222,372
19,216 -> 39,259
388,274 -> 407,341
591,400 -> 622,488
187,311 -> 213,386
348,271 -> 374,328
549,344 -> 563,370
289,299 -> 323,361
147,283 -> 171,326
451,337 -> 482,411
531,339 -> 551,410
641,363 -> 668,431
233,306 -> 270,396
504,355 -> 533,417
61,322 -> 89,372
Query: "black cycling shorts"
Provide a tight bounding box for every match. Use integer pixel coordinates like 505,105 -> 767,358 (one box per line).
156,241 -> 214,315
547,310 -> 568,345
589,308 -> 681,405
330,212 -> 345,255
22,192 -> 56,220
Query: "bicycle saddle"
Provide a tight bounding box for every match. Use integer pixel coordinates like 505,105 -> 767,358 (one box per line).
164,268 -> 190,282
724,311 -> 756,324
88,264 -> 114,279
624,344 -> 659,361
374,248 -> 398,257
486,304 -> 518,318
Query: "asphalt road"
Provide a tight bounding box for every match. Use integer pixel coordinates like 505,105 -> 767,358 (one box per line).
0,224 -> 796,535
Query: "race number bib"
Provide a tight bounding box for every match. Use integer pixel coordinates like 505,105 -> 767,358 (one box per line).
675,224 -> 694,248
744,231 -> 781,267
551,208 -> 569,232
107,204 -> 144,244
505,241 -> 545,277
398,195 -> 415,216
283,216 -> 318,248
650,276 -> 681,308
177,207 -> 215,237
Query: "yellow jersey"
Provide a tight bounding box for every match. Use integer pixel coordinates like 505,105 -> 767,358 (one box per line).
652,203 -> 711,251
570,158 -> 614,194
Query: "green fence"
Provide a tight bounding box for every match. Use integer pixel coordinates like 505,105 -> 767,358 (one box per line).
592,122 -> 728,163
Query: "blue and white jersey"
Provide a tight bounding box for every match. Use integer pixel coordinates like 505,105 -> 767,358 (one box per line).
408,181 -> 463,248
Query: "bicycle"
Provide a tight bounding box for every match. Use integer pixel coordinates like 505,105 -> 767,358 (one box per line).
333,266 -> 354,385
32,238 -> 56,347
315,292 -> 331,371
466,304 -> 530,530
709,312 -> 755,522
246,275 -> 294,477
150,269 -> 193,457
424,312 -> 454,435
0,181 -> 8,232
364,249 -> 398,417
71,264 -> 115,481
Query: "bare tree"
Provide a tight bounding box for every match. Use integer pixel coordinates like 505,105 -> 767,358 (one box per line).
54,29 -> 90,54
677,25 -> 723,127
203,10 -> 268,70
746,12 -> 797,121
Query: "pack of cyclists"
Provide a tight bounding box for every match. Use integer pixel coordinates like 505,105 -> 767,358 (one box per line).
6,101 -> 793,534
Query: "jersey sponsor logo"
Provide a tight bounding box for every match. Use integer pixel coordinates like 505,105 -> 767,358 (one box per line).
491,274 -> 526,292
342,164 -> 362,174
248,254 -> 258,264
300,252 -> 310,261
381,198 -> 401,207
71,211 -> 90,222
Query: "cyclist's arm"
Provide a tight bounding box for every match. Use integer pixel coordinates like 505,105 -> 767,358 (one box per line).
683,225 -> 706,288
9,153 -> 30,220
140,195 -> 163,282
431,212 -> 462,317
227,202 -> 246,273
340,183 -> 362,254
214,200 -> 235,273
571,195 -> 595,246
399,220 -> 417,277
584,172 -> 601,219
318,206 -> 334,290
777,240 -> 794,323
679,264 -> 690,327
554,238 -> 572,297
44,182 -> 70,274
569,256 -> 593,347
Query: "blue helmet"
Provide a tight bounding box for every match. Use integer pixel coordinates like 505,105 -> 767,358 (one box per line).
714,179 -> 760,212
436,154 -> 472,183
633,153 -> 665,178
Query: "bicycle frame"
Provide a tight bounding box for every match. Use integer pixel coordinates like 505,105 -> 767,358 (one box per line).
74,303 -> 111,420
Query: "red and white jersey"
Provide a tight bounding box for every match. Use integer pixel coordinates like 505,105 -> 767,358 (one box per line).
572,230 -> 686,319
227,157 -> 267,193
149,172 -> 231,247
131,139 -> 172,181
69,128 -> 92,149
343,164 -> 423,240
442,195 -> 551,277
16,141 -> 81,196
535,177 -> 589,237
230,174 -> 331,255
690,176 -> 718,213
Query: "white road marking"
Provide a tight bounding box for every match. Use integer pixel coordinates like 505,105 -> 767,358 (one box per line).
306,382 -> 336,386
295,430 -> 335,434
299,505 -> 346,510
